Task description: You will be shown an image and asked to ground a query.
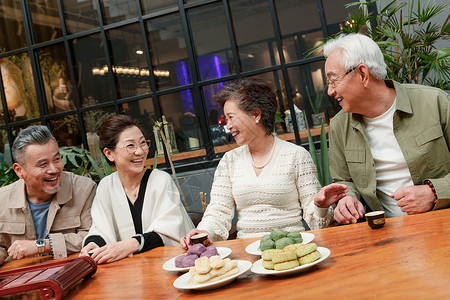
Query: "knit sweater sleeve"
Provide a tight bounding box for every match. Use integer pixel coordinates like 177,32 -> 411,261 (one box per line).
295,148 -> 334,229
197,154 -> 235,241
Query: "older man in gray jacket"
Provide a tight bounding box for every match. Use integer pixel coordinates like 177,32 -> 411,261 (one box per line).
0,125 -> 96,265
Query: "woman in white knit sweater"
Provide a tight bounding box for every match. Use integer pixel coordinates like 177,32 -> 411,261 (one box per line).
180,78 -> 346,247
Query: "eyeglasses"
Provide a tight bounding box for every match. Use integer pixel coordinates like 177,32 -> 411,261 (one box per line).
326,65 -> 358,88
121,140 -> 150,154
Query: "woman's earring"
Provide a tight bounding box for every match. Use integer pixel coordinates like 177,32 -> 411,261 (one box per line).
256,119 -> 259,124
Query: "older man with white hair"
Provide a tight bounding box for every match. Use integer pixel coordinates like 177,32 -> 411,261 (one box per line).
314,33 -> 450,224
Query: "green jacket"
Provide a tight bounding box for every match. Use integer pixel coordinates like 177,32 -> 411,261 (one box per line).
329,80 -> 450,212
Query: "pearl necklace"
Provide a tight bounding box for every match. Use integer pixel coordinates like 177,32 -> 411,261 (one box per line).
249,139 -> 276,169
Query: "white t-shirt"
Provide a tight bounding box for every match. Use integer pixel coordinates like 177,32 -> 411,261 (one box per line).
363,99 -> 411,217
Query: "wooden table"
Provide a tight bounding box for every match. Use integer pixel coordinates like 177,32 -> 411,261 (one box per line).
2,209 -> 449,299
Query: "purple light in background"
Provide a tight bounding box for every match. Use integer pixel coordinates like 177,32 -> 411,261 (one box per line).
175,60 -> 193,113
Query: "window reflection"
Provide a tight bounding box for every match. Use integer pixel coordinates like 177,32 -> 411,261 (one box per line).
30,0 -> 62,43
107,23 -> 151,99
0,54 -> 39,122
275,0 -> 323,62
287,61 -> 337,129
158,90 -> 203,154
50,114 -> 81,147
188,3 -> 235,80
203,82 -> 231,149
38,44 -> 75,114
322,0 -> 354,35
62,0 -> 100,34
146,13 -> 191,90
119,98 -> 157,161
140,0 -> 178,15
100,0 -> 138,25
70,34 -> 112,105
83,106 -> 115,161
0,1 -> 27,51
229,0 -> 279,72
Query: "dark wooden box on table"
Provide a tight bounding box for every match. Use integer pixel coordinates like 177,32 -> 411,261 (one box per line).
0,256 -> 97,300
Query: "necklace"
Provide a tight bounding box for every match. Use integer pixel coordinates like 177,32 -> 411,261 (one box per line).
125,185 -> 139,200
249,138 -> 276,169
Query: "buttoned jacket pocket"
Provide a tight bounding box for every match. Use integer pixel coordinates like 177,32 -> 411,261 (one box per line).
51,215 -> 81,232
415,124 -> 450,170
345,149 -> 368,188
0,222 -> 26,235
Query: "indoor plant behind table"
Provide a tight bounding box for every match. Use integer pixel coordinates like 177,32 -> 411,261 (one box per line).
306,85 -> 326,128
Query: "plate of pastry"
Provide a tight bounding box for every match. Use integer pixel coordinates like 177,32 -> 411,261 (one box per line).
245,232 -> 315,256
173,257 -> 252,290
251,246 -> 330,276
163,245 -> 232,272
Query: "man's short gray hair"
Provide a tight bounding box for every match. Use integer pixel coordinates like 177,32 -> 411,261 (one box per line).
12,125 -> 57,164
323,33 -> 387,80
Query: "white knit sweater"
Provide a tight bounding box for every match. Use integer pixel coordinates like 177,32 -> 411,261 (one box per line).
197,137 -> 333,241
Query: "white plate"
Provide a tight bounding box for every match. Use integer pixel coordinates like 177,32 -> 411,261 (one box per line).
250,247 -> 330,276
245,232 -> 315,256
163,247 -> 232,272
173,260 -> 252,290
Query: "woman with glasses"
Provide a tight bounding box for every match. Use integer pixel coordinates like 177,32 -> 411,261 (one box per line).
80,114 -> 194,264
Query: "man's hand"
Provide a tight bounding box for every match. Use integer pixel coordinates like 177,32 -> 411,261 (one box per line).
391,185 -> 436,214
7,240 -> 39,260
179,229 -> 212,250
90,239 -> 140,264
333,196 -> 365,224
314,183 -> 348,208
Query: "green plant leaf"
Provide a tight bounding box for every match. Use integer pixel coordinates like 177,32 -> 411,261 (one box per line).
319,120 -> 330,186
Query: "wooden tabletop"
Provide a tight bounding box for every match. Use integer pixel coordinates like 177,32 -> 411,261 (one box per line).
2,209 -> 449,299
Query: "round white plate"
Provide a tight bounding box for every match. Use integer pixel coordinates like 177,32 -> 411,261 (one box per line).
245,232 -> 315,256
163,247 -> 232,272
250,247 -> 330,276
173,260 -> 252,290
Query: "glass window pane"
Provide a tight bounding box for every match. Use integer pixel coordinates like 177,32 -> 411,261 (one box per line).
83,106 -> 115,161
188,3 -> 235,81
146,13 -> 191,91
0,129 -> 11,165
140,0 -> 178,15
157,90 -> 204,155
107,23 -> 151,99
0,1 -> 27,51
229,0 -> 279,72
30,0 -> 62,43
275,0 -> 324,61
100,0 -> 138,25
287,61 -> 338,128
322,0 -> 354,36
38,43 -> 76,114
49,114 -> 82,147
70,33 -> 112,106
62,0 -> 100,35
202,82 -> 231,150
1,53 -> 40,122
119,98 -> 157,164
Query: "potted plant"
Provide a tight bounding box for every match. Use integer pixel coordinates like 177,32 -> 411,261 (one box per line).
307,0 -> 450,89
305,85 -> 326,128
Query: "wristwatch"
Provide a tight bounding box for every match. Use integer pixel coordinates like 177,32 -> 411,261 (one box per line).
36,239 -> 46,255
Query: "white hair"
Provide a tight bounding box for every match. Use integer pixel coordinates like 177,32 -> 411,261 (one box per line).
323,33 -> 387,80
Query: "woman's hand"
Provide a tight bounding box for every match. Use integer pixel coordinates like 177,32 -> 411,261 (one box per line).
179,229 -> 212,250
314,183 -> 348,208
90,239 -> 140,264
79,242 -> 100,257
